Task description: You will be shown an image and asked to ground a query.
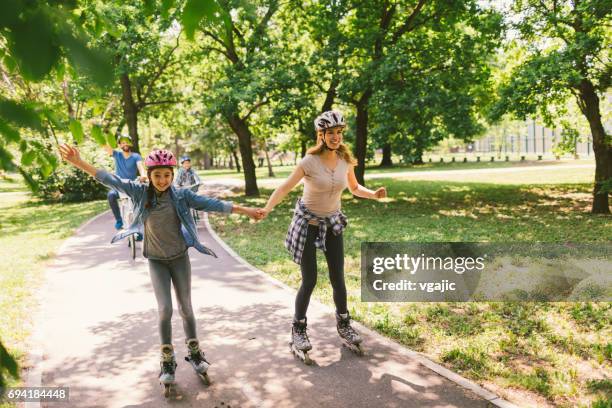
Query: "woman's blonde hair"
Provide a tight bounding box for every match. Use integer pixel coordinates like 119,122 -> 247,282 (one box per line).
306,128 -> 357,166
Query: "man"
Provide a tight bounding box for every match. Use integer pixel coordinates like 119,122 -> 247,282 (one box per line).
103,135 -> 147,230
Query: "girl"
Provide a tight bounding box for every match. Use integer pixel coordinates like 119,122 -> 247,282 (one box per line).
259,110 -> 387,363
58,144 -> 261,395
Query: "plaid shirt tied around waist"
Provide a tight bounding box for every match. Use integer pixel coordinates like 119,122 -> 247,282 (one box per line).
285,198 -> 348,265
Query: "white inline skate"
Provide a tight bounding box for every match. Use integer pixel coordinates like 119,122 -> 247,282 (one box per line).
159,344 -> 177,398
184,338 -> 211,385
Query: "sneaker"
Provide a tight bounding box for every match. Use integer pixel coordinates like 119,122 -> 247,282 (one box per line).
114,220 -> 123,230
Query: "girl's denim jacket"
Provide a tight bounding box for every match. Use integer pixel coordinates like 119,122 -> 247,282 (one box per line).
95,169 -> 233,258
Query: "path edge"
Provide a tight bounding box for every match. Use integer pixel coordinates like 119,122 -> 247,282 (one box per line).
203,213 -> 521,408
23,210 -> 111,408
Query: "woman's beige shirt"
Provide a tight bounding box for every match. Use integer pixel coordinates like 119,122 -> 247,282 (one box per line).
298,153 -> 349,224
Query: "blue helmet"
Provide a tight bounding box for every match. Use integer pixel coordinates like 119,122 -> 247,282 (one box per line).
180,155 -> 191,164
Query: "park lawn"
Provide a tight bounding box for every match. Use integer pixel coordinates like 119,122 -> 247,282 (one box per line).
0,176 -> 28,193
208,175 -> 610,408
197,158 -> 591,181
0,174 -> 106,407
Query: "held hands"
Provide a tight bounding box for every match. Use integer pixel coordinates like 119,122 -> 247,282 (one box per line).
256,207 -> 271,220
242,206 -> 266,221
242,207 -> 270,221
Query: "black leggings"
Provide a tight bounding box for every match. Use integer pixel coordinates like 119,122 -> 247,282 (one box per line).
295,224 -> 347,320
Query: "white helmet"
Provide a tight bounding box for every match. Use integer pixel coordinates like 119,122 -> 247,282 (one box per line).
314,110 -> 346,132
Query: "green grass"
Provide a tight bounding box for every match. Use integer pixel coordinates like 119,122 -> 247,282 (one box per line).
208,173 -> 610,408
0,175 -> 28,193
0,174 -> 106,407
197,158 -> 593,182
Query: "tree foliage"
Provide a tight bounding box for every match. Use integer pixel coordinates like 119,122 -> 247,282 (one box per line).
490,0 -> 611,213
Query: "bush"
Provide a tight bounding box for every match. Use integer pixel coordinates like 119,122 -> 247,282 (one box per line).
35,164 -> 108,202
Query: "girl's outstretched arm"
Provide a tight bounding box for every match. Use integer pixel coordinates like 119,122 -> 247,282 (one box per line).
58,144 -> 143,197
347,165 -> 387,199
184,189 -> 262,220
58,144 -> 99,176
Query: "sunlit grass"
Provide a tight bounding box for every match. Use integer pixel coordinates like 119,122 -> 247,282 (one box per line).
198,158 -> 594,183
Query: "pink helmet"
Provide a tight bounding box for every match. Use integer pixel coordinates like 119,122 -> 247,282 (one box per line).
145,149 -> 177,168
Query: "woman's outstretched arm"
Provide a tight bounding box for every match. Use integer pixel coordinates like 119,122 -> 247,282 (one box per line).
262,165 -> 305,214
347,165 -> 387,199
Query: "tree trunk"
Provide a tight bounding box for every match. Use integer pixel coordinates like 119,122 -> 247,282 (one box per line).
411,136 -> 425,164
411,155 -> 424,165
228,153 -> 234,169
174,134 -> 180,159
301,139 -> 307,158
232,149 -> 241,173
578,80 -> 611,214
264,144 -> 275,177
380,143 -> 393,167
354,91 -> 371,186
203,152 -> 211,169
61,80 -> 75,120
321,77 -> 338,113
226,113 -> 259,195
119,72 -> 140,153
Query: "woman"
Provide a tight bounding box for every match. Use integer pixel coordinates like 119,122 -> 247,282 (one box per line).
260,110 -> 387,363
58,144 -> 262,395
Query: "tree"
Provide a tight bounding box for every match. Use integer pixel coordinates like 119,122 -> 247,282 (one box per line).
369,6 -> 502,164
339,0 -> 501,185
0,0 -> 114,188
286,0 -> 348,154
193,0 -> 308,195
490,0 -> 611,214
82,0 -> 188,153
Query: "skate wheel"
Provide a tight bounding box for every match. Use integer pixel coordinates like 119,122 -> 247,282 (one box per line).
199,372 -> 211,385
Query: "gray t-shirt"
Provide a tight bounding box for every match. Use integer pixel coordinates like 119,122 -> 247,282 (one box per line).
143,191 -> 188,260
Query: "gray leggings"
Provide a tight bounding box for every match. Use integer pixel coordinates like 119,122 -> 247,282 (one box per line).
148,254 -> 197,344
